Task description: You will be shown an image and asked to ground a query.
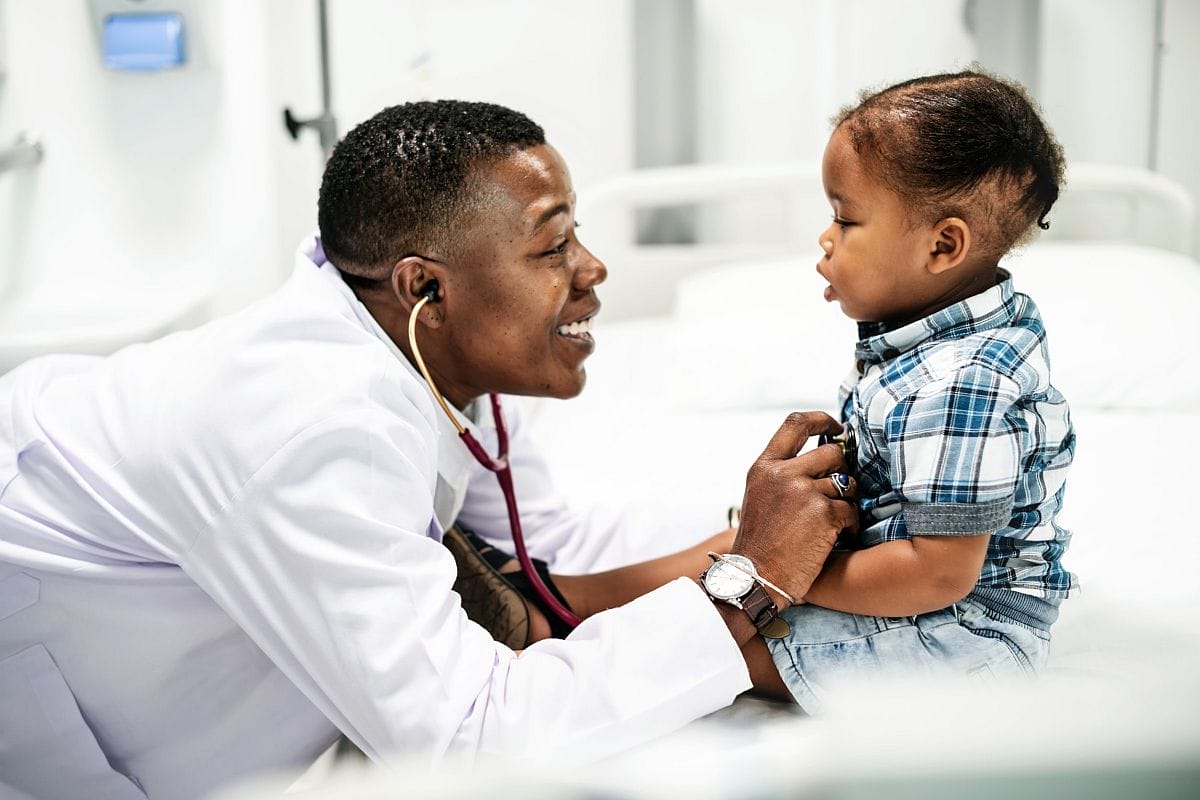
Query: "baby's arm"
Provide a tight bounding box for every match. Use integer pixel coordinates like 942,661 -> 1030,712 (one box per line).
811,351 -> 1029,617
803,533 -> 990,617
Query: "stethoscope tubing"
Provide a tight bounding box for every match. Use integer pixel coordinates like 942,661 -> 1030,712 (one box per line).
409,296 -> 582,632
459,396 -> 582,628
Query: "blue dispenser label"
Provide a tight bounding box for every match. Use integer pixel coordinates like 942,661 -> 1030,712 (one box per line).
102,13 -> 186,72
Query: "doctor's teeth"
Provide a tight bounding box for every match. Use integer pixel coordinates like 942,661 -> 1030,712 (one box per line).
557,318 -> 594,336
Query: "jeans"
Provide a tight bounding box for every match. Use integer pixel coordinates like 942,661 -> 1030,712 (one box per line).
765,594 -> 1051,712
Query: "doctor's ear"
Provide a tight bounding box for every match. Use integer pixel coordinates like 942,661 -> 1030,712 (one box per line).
390,257 -> 447,326
927,217 -> 971,275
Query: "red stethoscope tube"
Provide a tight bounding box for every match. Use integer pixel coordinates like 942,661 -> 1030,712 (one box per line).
459,394 -> 582,630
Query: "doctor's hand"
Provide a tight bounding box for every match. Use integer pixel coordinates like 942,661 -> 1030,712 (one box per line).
732,411 -> 857,608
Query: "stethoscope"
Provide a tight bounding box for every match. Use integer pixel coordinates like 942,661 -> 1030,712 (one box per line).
408,284 -> 582,631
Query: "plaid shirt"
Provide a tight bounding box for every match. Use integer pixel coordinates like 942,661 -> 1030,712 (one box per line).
840,272 -> 1076,599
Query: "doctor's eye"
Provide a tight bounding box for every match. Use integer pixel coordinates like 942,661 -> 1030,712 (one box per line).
544,240 -> 569,258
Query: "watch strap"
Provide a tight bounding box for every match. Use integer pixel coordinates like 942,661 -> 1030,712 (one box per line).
740,582 -> 780,633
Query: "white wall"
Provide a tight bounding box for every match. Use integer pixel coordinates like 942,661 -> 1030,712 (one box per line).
692,0 -> 976,246
1038,0 -> 1157,168
1036,0 -> 1200,258
0,0 -> 284,340
330,0 -> 633,193
828,0 -> 978,118
694,0 -> 975,167
0,0 -> 637,371
3,0 -> 1198,362
1158,0 -> 1200,255
269,0 -> 636,272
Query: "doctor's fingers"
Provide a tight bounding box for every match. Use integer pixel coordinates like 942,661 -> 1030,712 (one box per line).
789,438 -> 851,477
746,437 -> 848,496
741,458 -> 856,531
817,472 -> 857,501
755,411 -> 842,463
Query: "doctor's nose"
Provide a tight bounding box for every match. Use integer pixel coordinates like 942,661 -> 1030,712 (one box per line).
572,244 -> 607,290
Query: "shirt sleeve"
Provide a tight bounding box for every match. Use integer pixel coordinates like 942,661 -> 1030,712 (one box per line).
884,359 -> 1022,536
179,406 -> 750,765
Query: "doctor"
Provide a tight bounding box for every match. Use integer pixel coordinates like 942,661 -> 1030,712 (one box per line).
0,101 -> 855,800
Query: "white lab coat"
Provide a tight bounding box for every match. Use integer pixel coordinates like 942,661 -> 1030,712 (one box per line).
0,238 -> 751,800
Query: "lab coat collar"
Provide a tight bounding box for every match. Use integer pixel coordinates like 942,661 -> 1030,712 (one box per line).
296,235 -> 490,531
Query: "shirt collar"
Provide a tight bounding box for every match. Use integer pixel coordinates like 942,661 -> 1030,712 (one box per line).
299,234 -> 493,532
855,269 -> 1018,366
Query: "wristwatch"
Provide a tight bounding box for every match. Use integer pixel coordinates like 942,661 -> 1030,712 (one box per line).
699,554 -> 787,637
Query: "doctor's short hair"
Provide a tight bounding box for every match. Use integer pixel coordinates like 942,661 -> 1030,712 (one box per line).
318,100 -> 545,278
835,70 -> 1066,263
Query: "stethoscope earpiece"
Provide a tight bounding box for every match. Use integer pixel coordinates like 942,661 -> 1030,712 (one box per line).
420,279 -> 440,303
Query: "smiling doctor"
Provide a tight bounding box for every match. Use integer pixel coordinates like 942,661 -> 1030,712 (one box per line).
0,101 -> 855,800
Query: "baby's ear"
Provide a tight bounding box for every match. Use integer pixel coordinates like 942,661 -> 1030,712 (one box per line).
927,218 -> 971,274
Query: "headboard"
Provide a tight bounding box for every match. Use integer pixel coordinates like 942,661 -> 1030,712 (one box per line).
578,161 -> 1197,321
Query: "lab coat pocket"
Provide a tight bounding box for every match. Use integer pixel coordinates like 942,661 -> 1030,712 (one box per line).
0,644 -> 147,800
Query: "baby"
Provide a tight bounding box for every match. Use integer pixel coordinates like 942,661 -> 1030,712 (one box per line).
765,71 -> 1077,710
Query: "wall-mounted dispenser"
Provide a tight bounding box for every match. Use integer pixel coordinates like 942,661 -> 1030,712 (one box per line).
101,11 -> 185,72
88,0 -> 204,73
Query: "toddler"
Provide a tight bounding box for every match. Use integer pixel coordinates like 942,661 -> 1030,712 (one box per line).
766,71 -> 1076,710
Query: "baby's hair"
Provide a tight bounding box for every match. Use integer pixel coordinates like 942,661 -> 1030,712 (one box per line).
835,70 -> 1065,263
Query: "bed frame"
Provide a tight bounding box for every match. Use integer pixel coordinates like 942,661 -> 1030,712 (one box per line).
578,162 -> 1197,320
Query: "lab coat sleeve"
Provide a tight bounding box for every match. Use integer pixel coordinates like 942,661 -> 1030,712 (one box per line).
179,406 -> 750,765
455,397 -> 696,574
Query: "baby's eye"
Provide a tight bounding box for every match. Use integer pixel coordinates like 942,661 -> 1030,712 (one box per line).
833,216 -> 854,228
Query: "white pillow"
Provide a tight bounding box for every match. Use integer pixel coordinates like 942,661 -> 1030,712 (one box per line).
1001,242 -> 1200,412
667,243 -> 1200,413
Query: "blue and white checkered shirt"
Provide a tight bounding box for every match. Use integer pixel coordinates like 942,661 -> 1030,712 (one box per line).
840,271 -> 1076,601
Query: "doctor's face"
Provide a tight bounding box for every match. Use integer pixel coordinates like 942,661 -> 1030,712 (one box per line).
435,144 -> 607,404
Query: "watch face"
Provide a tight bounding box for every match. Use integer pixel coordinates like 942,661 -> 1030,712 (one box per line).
703,557 -> 756,600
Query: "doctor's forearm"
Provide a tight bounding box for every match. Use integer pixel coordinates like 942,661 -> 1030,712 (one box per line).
555,529 -> 736,618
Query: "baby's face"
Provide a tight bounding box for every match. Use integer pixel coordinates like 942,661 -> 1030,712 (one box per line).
815,126 -> 944,326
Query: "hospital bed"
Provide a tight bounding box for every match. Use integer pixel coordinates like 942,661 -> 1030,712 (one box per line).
220,164 -> 1200,798
521,161 -> 1200,796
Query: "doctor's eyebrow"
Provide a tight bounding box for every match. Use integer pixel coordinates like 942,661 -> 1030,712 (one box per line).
528,201 -> 573,238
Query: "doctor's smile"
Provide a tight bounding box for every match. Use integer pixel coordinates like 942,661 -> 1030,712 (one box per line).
555,313 -> 597,343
